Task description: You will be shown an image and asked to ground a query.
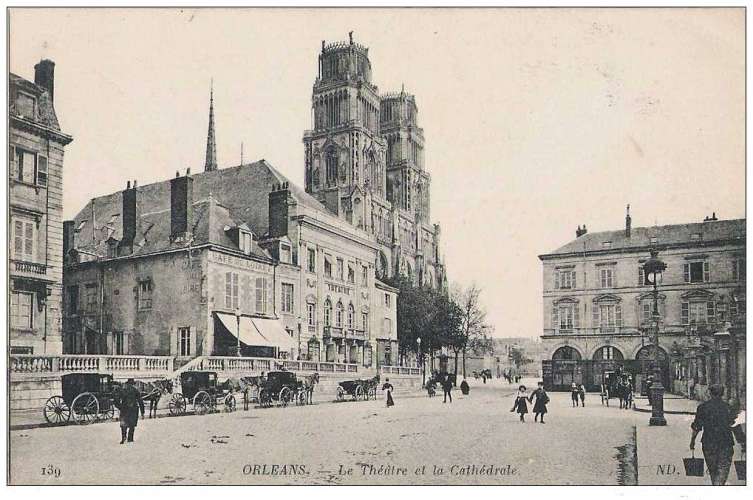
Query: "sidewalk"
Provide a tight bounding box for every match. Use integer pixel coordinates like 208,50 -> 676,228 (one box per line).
633,395 -> 700,415
635,414 -> 746,485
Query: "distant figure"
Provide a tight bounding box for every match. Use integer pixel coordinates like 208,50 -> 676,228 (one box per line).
382,378 -> 394,407
690,384 -> 743,485
115,378 -> 145,444
482,373 -> 487,384
528,381 -> 549,424
442,374 -> 453,403
570,382 -> 579,408
511,385 -> 529,422
460,379 -> 470,395
578,383 -> 586,407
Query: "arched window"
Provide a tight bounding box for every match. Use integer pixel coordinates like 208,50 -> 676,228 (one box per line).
552,346 -> 582,361
325,148 -> 337,186
336,301 -> 344,327
593,346 -> 624,361
636,345 -> 667,362
347,303 -> 355,329
324,299 -> 332,327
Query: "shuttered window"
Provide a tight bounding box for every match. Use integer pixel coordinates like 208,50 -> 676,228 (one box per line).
255,277 -> 266,313
37,155 -> 48,187
12,218 -> 35,261
681,302 -> 689,324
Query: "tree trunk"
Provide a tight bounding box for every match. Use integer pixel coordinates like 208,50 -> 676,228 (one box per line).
453,348 -> 460,386
462,347 -> 467,378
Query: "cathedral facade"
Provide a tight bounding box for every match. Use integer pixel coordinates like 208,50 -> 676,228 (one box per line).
303,34 -> 446,289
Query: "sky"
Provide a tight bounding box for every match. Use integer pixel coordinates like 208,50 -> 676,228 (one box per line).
9,8 -> 745,338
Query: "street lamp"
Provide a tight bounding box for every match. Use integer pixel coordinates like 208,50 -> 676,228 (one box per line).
417,337 -> 424,386
643,248 -> 667,426
234,307 -> 242,358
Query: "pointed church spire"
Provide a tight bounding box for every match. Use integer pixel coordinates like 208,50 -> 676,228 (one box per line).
204,80 -> 217,172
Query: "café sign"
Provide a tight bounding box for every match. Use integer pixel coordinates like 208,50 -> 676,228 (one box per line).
208,251 -> 273,274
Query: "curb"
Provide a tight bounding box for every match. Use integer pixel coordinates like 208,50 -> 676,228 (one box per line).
632,406 -> 695,416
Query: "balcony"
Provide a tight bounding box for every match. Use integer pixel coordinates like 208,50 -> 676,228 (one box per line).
11,259 -> 50,281
543,327 -> 631,336
323,327 -> 366,341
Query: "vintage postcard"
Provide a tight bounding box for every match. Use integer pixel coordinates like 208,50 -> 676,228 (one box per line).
5,6 -> 747,488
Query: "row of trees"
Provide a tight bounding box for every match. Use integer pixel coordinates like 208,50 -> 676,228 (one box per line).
385,274 -> 494,378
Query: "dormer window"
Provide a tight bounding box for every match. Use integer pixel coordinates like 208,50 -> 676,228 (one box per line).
690,233 -> 702,240
15,91 -> 36,119
280,243 -> 291,264
239,230 -> 253,255
602,241 -> 612,248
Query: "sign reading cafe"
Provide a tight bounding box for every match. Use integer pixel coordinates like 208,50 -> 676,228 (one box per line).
208,250 -> 274,274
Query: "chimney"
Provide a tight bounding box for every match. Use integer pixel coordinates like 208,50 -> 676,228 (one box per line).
63,220 -> 75,257
118,181 -> 138,254
704,212 -> 718,222
322,187 -> 341,216
576,225 -> 588,238
34,59 -> 55,103
625,204 -> 632,238
269,182 -> 291,238
170,170 -> 194,241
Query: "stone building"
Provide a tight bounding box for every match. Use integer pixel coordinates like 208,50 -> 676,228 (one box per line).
303,33 -> 446,289
539,209 -> 745,404
63,92 -> 398,366
9,60 -> 73,355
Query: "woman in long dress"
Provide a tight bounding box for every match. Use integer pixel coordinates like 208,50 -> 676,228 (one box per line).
510,385 -> 529,422
382,378 -> 394,407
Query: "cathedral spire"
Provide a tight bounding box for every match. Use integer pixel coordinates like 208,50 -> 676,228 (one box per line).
204,80 -> 217,172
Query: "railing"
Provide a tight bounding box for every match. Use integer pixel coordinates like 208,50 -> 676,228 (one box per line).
10,354 -> 174,375
12,259 -> 47,276
186,356 -> 358,375
380,365 -> 421,376
543,327 -> 632,336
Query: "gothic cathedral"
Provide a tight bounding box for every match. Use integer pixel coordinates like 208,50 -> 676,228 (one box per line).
303,33 -> 446,289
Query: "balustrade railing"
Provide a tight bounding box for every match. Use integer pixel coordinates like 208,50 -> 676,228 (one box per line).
380,365 -> 421,376
10,354 -> 174,375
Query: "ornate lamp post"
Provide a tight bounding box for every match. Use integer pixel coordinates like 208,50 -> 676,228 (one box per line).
234,307 -> 242,357
643,248 -> 667,426
417,337 -> 424,387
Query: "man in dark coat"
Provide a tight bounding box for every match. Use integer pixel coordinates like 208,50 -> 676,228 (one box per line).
528,381 -> 550,423
116,378 -> 145,444
690,384 -> 742,485
442,373 -> 453,403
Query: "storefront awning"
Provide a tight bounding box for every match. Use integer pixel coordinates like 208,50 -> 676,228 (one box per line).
215,313 -> 295,351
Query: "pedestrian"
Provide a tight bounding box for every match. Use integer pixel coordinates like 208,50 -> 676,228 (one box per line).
528,381 -> 550,424
482,373 -> 487,384
442,373 -> 453,403
690,384 -> 743,485
460,378 -> 470,395
382,378 -> 395,408
570,382 -> 579,407
578,383 -> 586,407
510,385 -> 529,422
115,378 -> 145,444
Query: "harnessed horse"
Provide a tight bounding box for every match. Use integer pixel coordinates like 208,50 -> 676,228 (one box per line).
300,373 -> 320,405
134,379 -> 174,418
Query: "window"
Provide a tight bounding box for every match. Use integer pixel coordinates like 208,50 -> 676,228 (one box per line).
307,302 -> 316,327
15,92 -> 36,119
335,302 -> 344,327
324,258 -> 332,278
281,283 -> 294,313
325,149 -> 337,185
137,280 -> 153,310
600,268 -> 614,288
347,265 -> 355,283
324,299 -> 332,326
555,270 -> 576,289
361,265 -> 368,286
14,148 -> 39,185
681,301 -> 715,325
558,304 -> 575,330
600,346 -> 616,360
239,231 -> 253,255
347,303 -> 355,329
733,259 -> 746,281
383,318 -> 392,336
602,241 -> 612,248
385,293 -> 391,308
66,285 -> 79,315
12,217 -> 35,262
362,312 -> 368,332
730,298 -> 745,317
225,272 -> 239,309
255,277 -> 267,314
178,327 -> 191,357
280,243 -> 291,264
308,248 -> 316,273
85,284 -> 98,314
36,156 -> 48,187
337,258 -> 344,280
10,291 -> 33,329
684,261 -> 709,283
593,303 -> 621,332
113,332 -> 125,355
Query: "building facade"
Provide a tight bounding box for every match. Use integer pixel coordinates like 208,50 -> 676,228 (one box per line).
9,60 -> 73,355
302,34 -> 446,289
539,210 -> 745,405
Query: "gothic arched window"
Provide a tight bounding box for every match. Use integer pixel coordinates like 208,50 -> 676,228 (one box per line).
326,148 -> 337,186
324,299 -> 332,327
336,301 -> 344,327
347,303 -> 355,330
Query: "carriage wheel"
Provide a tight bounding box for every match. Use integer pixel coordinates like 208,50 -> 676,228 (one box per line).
369,387 -> 377,400
193,391 -> 212,415
71,392 -> 99,425
169,393 -> 187,415
224,394 -> 237,412
355,385 -> 365,401
99,399 -> 116,422
279,387 -> 292,407
296,391 -> 307,406
43,396 -> 71,424
336,386 -> 345,401
259,390 -> 272,408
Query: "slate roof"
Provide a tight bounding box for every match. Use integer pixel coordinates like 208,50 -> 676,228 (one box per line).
70,160 -> 333,261
9,73 -> 61,131
542,218 -> 746,258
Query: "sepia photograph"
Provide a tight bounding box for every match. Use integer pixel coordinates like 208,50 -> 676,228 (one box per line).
4,5 -> 747,488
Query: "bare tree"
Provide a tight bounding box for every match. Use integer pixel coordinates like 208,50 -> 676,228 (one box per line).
452,283 -> 494,378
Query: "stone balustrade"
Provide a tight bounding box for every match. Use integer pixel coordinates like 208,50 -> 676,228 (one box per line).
10,354 -> 174,375
186,356 -> 358,375
381,365 -> 421,376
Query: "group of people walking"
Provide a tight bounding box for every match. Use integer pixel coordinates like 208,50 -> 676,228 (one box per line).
570,382 -> 586,407
511,382 -> 550,423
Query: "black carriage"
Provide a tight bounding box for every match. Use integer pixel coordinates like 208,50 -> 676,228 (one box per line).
258,371 -> 303,408
169,371 -> 236,416
43,373 -> 119,425
336,375 -> 379,401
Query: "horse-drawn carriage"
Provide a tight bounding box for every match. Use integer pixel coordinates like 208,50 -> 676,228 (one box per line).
336,375 -> 379,402
257,371 -> 305,408
168,371 -> 237,415
43,373 -> 119,425
601,370 -> 633,409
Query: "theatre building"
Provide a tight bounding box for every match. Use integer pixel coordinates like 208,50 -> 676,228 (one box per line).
539,209 -> 745,403
62,160 -> 398,367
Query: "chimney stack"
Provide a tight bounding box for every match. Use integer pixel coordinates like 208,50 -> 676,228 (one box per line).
118,181 -> 138,255
576,225 -> 588,238
625,204 -> 632,238
170,171 -> 194,241
34,59 -> 55,103
269,182 -> 291,238
63,220 -> 75,257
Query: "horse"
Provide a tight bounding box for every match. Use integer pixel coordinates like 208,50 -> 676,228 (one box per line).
615,380 -> 633,409
134,378 -> 174,418
301,372 -> 320,405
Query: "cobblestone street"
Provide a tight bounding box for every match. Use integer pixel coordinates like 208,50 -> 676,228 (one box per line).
9,378 -> 666,485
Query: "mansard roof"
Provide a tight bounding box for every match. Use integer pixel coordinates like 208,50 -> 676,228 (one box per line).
541,218 -> 745,259
9,72 -> 68,138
